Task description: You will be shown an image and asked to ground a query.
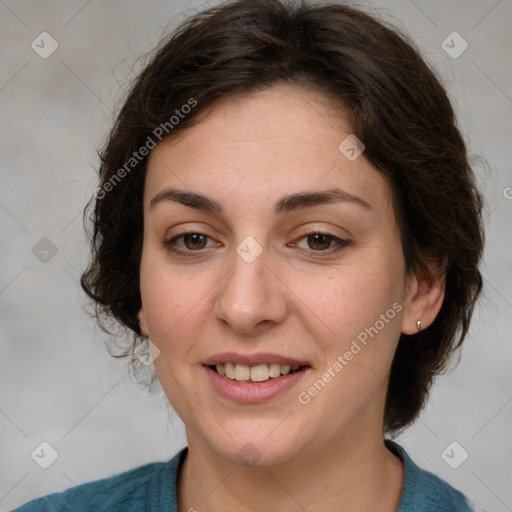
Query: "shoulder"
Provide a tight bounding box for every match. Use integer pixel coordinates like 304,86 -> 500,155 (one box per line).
11,449 -> 186,512
389,441 -> 475,512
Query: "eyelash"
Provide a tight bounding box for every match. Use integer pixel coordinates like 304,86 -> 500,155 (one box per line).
289,231 -> 351,256
163,230 -> 351,258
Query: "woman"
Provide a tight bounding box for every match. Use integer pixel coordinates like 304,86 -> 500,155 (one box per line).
13,0 -> 484,510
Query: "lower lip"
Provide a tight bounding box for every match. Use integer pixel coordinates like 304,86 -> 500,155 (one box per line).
204,366 -> 309,403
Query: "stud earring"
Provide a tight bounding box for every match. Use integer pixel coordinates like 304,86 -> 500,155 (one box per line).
416,320 -> 422,330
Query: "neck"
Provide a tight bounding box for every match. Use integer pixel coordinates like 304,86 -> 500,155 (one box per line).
178,420 -> 403,512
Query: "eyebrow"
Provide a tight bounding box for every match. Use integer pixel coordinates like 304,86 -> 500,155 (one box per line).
149,187 -> 373,215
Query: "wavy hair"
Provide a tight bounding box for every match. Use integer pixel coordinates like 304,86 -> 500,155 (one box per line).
81,0 -> 485,433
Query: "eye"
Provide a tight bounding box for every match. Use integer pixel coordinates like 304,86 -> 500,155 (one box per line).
290,231 -> 350,255
164,230 -> 350,258
180,233 -> 209,250
303,233 -> 334,251
164,232 -> 218,256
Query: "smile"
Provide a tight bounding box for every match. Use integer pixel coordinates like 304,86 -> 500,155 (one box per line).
203,353 -> 311,403
212,363 -> 302,382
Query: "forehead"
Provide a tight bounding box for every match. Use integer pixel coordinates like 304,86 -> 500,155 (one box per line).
144,84 -> 394,219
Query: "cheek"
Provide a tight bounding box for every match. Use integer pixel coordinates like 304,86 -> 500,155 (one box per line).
292,256 -> 404,342
139,255 -> 206,352
290,255 -> 406,408
293,260 -> 405,419
139,259 -> 211,414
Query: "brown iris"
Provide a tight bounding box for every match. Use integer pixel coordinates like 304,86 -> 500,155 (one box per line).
307,233 -> 331,251
183,233 -> 208,250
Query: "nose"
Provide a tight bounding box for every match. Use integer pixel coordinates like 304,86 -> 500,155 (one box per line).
213,242 -> 287,336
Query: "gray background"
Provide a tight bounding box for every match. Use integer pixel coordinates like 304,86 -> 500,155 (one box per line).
1,0 -> 511,510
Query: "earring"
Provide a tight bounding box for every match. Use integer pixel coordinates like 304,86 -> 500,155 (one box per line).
416,320 -> 422,330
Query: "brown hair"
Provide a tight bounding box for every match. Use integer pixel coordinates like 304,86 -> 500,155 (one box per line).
81,0 -> 484,433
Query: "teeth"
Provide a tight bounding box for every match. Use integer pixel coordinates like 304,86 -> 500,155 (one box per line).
251,364 -> 270,382
234,364 -> 250,381
268,363 -> 281,378
214,362 -> 301,382
225,363 -> 235,379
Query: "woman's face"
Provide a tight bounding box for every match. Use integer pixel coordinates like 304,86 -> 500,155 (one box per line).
138,84 -> 421,465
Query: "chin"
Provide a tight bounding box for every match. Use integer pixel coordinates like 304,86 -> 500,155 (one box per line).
203,419 -> 310,468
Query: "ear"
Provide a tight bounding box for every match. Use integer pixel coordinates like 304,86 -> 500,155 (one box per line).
401,258 -> 447,334
137,307 -> 149,337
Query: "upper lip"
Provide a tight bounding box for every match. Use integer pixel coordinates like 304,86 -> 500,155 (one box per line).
203,352 -> 310,367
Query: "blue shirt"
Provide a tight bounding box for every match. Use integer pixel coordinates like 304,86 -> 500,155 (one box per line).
12,442 -> 473,511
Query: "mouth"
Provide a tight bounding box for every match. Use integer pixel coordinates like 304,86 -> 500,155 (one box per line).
202,353 -> 311,403
209,362 -> 306,383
